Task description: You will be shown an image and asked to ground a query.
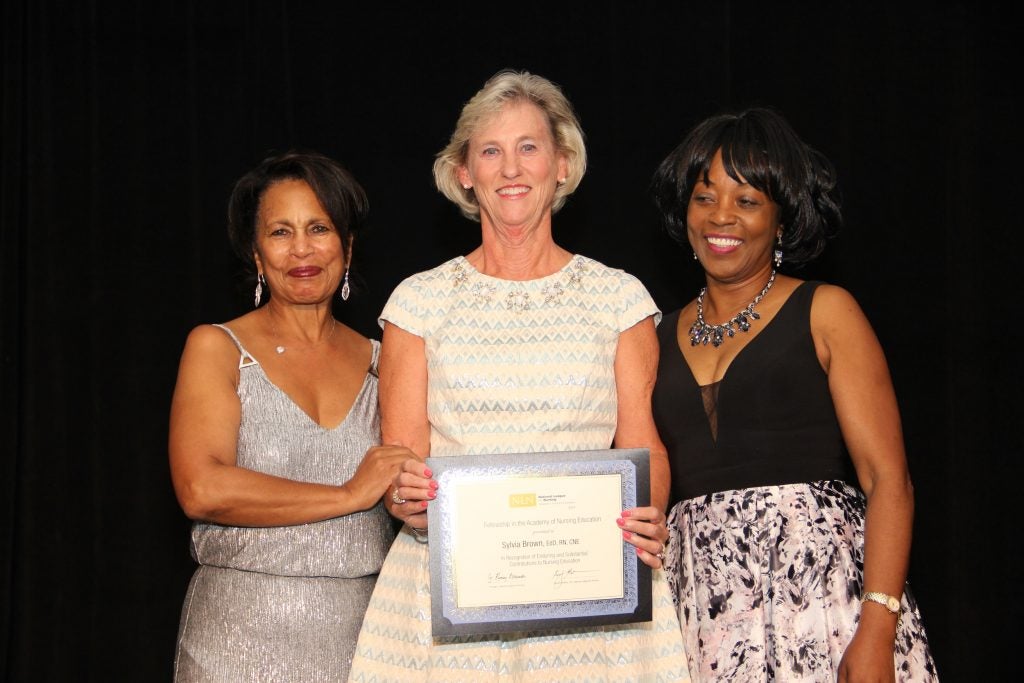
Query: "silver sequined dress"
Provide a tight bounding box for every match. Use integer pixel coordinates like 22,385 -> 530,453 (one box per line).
173,325 -> 393,682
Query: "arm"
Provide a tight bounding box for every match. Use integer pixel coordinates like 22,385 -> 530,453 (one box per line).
378,322 -> 435,528
812,286 -> 912,683
612,315 -> 671,568
168,325 -> 407,527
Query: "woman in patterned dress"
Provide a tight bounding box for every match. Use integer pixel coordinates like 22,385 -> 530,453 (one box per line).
169,151 -> 414,681
348,71 -> 690,682
650,108 -> 938,682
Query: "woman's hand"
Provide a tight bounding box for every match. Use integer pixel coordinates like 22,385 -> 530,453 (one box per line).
340,445 -> 417,512
837,622 -> 898,683
618,505 -> 669,569
387,458 -> 437,531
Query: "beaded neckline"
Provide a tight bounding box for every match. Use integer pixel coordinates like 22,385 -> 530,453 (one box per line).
451,256 -> 588,313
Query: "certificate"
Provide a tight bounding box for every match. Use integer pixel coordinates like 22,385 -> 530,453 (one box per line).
426,448 -> 651,637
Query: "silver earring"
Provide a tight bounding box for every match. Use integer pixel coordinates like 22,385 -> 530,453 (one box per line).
254,273 -> 266,307
340,269 -> 350,301
692,251 -> 698,261
773,249 -> 783,268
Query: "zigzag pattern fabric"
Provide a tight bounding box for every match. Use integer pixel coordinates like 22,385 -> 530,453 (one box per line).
349,255 -> 690,682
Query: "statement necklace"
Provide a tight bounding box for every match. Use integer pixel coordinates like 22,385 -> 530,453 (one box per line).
689,270 -> 776,347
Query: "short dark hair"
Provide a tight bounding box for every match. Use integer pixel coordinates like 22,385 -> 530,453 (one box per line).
651,108 -> 841,266
227,150 -> 368,271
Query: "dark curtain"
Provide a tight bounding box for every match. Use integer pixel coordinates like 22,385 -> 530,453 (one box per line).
2,2 -> 1015,680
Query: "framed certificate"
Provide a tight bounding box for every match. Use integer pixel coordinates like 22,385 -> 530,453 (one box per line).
426,448 -> 651,637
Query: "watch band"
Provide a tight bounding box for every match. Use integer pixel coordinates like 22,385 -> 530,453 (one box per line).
861,591 -> 901,614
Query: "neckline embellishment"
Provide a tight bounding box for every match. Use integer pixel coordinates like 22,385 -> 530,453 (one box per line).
690,270 -> 776,347
452,256 -> 588,313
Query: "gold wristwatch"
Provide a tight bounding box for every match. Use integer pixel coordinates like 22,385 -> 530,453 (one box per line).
861,591 -> 901,614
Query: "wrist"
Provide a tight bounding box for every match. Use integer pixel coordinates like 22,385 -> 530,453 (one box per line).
861,590 -> 903,631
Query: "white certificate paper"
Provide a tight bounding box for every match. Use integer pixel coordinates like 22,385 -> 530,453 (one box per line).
453,473 -> 624,608
426,448 -> 651,637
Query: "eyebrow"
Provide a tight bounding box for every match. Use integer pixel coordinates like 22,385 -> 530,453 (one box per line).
477,133 -> 542,147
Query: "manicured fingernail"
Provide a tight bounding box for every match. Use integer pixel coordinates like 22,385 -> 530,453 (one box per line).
428,490 -> 436,499
621,510 -> 632,518
423,468 -> 433,477
616,518 -> 625,527
622,530 -> 632,540
421,501 -> 428,508
430,481 -> 439,490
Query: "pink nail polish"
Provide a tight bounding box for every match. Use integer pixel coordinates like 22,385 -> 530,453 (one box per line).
428,491 -> 436,499
621,510 -> 632,518
616,518 -> 625,527
423,468 -> 433,478
622,530 -> 632,540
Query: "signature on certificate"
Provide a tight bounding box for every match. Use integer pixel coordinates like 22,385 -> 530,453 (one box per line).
487,571 -> 527,587
552,568 -> 599,586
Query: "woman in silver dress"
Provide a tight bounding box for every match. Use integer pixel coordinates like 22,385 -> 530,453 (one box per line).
169,151 -> 413,682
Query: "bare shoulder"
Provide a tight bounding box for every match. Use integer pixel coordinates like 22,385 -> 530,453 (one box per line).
809,283 -> 871,331
809,283 -> 884,370
334,322 -> 374,369
182,323 -> 237,357
810,282 -> 859,307
176,324 -> 242,385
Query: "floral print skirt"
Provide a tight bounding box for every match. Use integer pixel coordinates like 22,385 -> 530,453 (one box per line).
664,480 -> 938,682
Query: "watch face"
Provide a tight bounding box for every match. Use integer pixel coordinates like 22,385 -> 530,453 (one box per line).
887,596 -> 901,612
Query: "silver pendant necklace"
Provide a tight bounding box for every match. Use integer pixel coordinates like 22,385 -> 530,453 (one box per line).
269,315 -> 337,354
689,270 -> 776,347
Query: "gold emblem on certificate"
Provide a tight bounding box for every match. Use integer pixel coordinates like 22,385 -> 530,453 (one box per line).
426,449 -> 651,637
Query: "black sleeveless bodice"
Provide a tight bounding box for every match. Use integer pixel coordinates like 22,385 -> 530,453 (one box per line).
653,281 -> 855,505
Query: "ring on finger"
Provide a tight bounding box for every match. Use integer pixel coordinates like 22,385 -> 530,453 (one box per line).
391,487 -> 406,505
656,543 -> 666,561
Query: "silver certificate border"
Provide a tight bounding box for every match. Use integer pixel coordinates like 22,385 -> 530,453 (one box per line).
426,448 -> 652,638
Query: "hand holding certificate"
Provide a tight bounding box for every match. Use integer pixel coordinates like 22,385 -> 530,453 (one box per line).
426,448 -> 652,637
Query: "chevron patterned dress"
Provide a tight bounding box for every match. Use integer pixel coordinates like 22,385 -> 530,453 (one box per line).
349,255 -> 690,682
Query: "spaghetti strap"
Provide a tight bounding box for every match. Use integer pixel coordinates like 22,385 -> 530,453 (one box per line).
211,324 -> 259,369
367,339 -> 380,378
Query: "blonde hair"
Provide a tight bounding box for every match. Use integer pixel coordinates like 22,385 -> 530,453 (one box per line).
433,70 -> 587,221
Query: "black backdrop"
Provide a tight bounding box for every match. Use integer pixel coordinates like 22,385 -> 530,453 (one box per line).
2,2 -> 1017,681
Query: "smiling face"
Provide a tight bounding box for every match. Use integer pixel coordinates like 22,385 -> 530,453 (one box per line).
687,150 -> 781,285
253,178 -> 347,306
456,100 -> 569,244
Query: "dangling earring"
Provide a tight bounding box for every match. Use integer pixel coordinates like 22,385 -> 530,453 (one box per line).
340,269 -> 350,301
692,251 -> 699,261
773,249 -> 783,268
254,273 -> 266,307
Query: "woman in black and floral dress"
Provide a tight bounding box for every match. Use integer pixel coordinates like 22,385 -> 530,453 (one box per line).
650,108 -> 937,682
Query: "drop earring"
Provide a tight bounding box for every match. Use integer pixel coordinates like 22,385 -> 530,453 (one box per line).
340,269 -> 350,301
773,249 -> 783,268
254,273 -> 266,307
